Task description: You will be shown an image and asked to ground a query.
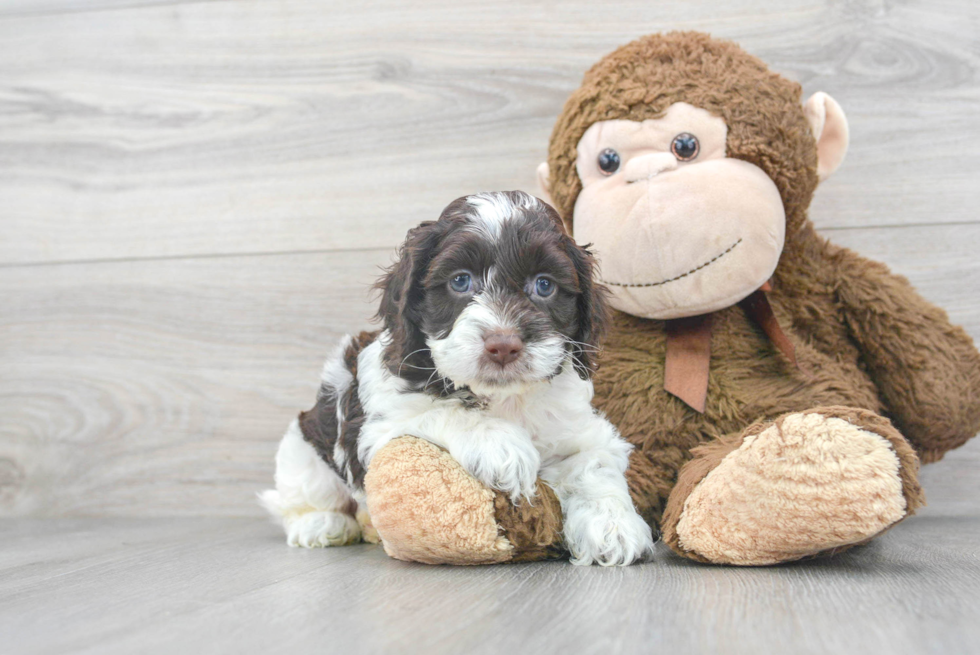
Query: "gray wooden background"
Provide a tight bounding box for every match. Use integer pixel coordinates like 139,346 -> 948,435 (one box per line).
2,0 -> 978,519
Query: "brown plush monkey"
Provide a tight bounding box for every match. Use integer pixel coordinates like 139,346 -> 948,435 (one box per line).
363,32 -> 980,565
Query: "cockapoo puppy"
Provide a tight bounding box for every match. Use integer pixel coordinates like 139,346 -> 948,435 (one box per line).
261,191 -> 655,565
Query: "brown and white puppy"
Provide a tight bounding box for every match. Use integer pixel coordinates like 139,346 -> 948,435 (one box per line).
260,191 -> 655,566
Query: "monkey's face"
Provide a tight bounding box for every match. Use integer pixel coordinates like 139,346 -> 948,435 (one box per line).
571,102 -> 785,320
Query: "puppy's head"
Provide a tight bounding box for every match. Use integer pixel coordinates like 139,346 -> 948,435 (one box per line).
377,190 -> 609,397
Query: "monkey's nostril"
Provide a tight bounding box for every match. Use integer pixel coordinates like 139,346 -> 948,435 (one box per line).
484,333 -> 524,366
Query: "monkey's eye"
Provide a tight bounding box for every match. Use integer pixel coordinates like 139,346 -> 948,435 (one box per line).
532,275 -> 556,298
671,133 -> 700,161
449,272 -> 473,294
597,148 -> 621,175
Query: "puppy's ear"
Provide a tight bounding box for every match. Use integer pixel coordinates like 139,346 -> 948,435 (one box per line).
564,238 -> 610,379
375,221 -> 444,377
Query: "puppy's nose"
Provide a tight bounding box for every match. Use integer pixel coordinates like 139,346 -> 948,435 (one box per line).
484,332 -> 524,366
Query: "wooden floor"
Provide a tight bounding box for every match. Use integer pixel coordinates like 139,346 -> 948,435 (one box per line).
2,0 -> 980,653
2,515 -> 980,655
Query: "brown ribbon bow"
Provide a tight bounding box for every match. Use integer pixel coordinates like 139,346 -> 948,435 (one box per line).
663,284 -> 801,413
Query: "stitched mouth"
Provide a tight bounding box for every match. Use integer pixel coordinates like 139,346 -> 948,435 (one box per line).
600,238 -> 742,288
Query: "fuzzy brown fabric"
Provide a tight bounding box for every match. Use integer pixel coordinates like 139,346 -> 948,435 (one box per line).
366,436 -> 514,565
493,485 -> 567,563
561,32 -> 977,562
591,221 -> 980,535
366,436 -> 567,565
362,31 -> 980,567
660,428 -> 748,562
660,406 -> 925,563
547,31 -> 818,238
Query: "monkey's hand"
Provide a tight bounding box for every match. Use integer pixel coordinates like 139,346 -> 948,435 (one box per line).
835,245 -> 980,462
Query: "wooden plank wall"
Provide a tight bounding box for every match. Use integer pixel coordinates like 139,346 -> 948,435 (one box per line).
2,0 -> 978,517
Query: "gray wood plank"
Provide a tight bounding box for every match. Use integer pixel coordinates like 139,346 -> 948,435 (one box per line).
0,0 -> 212,19
1,0 -> 978,265
0,248 -> 391,517
1,516 -> 979,655
1,223 -> 978,518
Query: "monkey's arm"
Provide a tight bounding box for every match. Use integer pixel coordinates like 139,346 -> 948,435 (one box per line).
833,246 -> 980,462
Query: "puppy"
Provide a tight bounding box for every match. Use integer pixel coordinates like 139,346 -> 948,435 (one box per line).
260,191 -> 655,566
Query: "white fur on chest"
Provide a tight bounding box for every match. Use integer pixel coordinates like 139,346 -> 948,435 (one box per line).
353,333 -> 605,469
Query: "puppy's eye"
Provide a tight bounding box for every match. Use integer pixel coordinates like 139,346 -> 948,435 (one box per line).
449,272 -> 473,294
671,133 -> 699,161
597,148 -> 621,175
532,276 -> 556,298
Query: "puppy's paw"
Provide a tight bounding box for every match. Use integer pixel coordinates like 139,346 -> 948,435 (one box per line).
450,422 -> 540,503
563,497 -> 656,566
285,510 -> 361,548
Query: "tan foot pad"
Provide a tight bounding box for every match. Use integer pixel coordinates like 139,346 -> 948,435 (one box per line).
676,412 -> 912,565
364,437 -> 514,565
355,507 -> 380,545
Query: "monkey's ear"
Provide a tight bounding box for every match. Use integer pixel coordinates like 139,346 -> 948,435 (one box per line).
803,92 -> 849,182
536,162 -> 555,207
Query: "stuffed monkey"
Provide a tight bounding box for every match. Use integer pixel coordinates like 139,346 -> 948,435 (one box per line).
363,32 -> 980,565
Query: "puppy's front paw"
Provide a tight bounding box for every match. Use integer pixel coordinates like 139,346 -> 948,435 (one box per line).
563,497 -> 656,566
450,422 -> 540,503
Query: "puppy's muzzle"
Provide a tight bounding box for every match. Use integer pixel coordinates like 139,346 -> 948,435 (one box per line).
484,332 -> 524,367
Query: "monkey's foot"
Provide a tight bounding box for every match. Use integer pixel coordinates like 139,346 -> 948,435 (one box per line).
355,505 -> 380,545
662,407 -> 924,565
363,436 -> 565,565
